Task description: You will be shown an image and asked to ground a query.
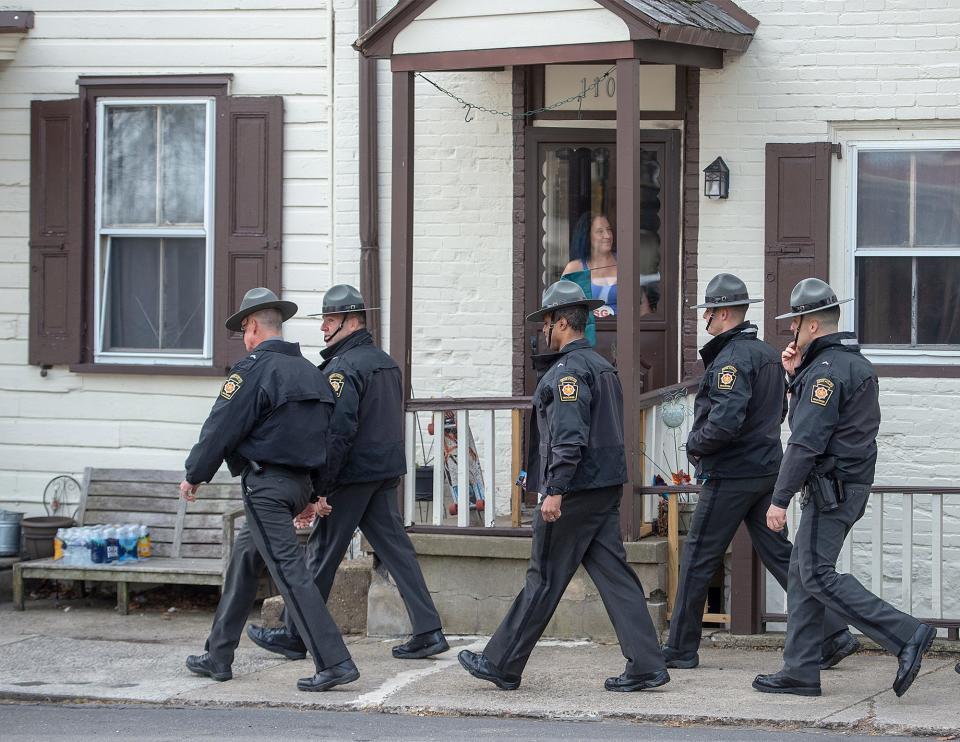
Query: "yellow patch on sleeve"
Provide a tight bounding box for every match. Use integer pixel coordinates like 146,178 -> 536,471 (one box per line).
717,365 -> 738,391
558,375 -> 579,402
810,378 -> 835,407
328,372 -> 345,398
220,373 -> 243,400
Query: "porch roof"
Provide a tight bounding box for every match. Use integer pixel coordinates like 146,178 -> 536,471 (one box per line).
354,0 -> 759,62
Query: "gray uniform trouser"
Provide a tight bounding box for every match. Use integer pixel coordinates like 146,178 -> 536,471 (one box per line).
205,466 -> 351,672
667,475 -> 848,656
284,477 -> 441,639
484,486 -> 664,680
783,483 -> 920,683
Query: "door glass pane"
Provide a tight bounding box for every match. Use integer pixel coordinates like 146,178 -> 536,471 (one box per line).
160,104 -> 206,225
103,106 -> 158,226
856,256 -> 912,344
915,151 -> 960,247
104,237 -> 205,352
857,151 -> 910,248
917,256 -> 960,344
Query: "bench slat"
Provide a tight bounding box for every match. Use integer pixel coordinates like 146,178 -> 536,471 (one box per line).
87,469 -> 237,484
85,497 -> 241,515
87,483 -> 240,499
82,511 -> 233,530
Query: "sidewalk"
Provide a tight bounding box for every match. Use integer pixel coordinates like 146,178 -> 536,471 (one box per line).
0,603 -> 957,737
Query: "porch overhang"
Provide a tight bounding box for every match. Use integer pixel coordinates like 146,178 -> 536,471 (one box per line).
354,0 -> 758,70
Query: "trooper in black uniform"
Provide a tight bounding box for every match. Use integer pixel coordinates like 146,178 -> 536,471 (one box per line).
662,274 -> 855,670
246,285 -> 448,661
754,278 -> 936,698
458,281 -> 668,692
181,287 -> 358,693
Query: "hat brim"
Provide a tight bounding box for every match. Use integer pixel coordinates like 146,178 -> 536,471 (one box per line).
225,300 -> 299,332
691,297 -> 763,309
306,306 -> 381,318
774,297 -> 853,320
526,298 -> 605,322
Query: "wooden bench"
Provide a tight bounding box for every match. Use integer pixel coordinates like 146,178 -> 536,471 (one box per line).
13,468 -> 245,615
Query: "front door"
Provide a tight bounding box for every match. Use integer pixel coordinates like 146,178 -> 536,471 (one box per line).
523,127 -> 678,394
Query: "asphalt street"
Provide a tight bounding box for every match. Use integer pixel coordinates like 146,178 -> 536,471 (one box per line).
0,704 -> 941,742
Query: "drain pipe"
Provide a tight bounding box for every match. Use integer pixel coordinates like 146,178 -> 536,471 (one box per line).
358,0 -> 381,344
327,2 -> 337,287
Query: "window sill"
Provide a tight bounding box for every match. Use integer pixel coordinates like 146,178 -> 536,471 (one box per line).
69,363 -> 226,377
873,364 -> 960,379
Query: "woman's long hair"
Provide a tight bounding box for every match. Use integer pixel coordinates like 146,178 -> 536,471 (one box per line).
569,213 -> 615,264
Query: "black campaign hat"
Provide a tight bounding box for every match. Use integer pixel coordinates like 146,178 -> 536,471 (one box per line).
691,273 -> 762,309
308,284 -> 380,317
526,280 -> 604,322
225,287 -> 297,332
774,278 -> 853,319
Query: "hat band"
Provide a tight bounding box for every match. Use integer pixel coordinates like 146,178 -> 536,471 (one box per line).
705,291 -> 750,304
791,295 -> 839,314
323,303 -> 365,313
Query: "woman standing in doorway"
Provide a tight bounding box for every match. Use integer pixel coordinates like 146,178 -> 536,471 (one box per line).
563,213 -> 618,317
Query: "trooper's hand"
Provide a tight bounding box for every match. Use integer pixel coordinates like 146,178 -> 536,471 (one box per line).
179,480 -> 199,502
541,494 -> 562,523
766,504 -> 788,532
315,497 -> 332,518
294,502 -> 317,529
781,341 -> 801,376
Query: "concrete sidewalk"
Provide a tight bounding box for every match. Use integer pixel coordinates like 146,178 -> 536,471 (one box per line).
0,604 -> 957,737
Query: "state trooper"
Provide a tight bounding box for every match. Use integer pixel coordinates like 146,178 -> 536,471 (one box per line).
458,281 -> 668,692
754,278 -> 936,698
662,274 -> 856,671
246,285 -> 448,661
181,287 -> 358,693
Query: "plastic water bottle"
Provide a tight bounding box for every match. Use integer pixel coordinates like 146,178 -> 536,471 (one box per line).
105,527 -> 119,564
90,527 -> 107,564
137,525 -> 151,560
120,526 -> 138,562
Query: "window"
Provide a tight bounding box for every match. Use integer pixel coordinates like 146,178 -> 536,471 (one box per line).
94,99 -> 215,365
851,144 -> 960,362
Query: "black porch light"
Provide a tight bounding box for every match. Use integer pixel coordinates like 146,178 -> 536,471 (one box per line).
703,157 -> 730,199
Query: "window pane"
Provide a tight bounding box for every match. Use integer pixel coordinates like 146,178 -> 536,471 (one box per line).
857,151 -> 910,248
103,107 -> 157,226
160,105 -> 206,225
917,257 -> 960,344
856,256 -> 912,344
161,238 -> 205,350
915,151 -> 960,247
105,237 -> 161,350
104,237 -> 205,353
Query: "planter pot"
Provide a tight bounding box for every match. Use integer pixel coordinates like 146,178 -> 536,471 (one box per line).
0,510 -> 23,557
20,516 -> 75,561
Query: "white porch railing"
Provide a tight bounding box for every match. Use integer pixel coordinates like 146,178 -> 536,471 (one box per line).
403,397 -> 531,531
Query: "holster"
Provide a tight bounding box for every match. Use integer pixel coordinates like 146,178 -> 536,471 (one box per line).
804,472 -> 845,513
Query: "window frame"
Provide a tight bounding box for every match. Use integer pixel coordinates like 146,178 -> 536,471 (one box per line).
846,138 -> 960,367
93,96 -> 217,366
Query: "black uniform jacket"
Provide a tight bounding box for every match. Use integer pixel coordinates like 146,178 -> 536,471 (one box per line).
772,332 -> 880,507
315,329 -> 406,494
185,338 -> 335,485
533,338 -> 627,496
687,322 -> 787,480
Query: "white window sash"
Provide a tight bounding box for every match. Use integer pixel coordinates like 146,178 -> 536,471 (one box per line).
93,97 -> 216,366
847,141 -> 960,364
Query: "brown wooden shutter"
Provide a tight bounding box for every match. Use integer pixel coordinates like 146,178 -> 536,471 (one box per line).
29,98 -> 84,366
763,142 -> 832,345
214,95 -> 283,368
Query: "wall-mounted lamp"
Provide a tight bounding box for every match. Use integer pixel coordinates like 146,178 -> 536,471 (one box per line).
703,157 -> 730,199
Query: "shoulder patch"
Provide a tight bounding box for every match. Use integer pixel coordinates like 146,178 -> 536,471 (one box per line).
328,372 -> 345,398
717,365 -> 738,391
220,373 -> 243,400
810,378 -> 835,407
558,375 -> 579,402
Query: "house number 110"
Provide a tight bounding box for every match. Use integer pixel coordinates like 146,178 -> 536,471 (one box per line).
581,76 -> 616,99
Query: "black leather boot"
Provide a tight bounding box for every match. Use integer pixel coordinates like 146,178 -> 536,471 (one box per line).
297,659 -> 360,692
186,653 -> 232,682
392,629 -> 449,659
246,624 -> 307,660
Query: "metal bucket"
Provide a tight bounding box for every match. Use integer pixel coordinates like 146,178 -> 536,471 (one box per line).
0,510 -> 23,556
20,516 -> 74,561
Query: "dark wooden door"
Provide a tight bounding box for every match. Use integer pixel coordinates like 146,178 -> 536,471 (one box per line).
523,128 -> 677,394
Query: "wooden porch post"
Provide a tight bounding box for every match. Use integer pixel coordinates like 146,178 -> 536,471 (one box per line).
389,70 -> 415,399
730,524 -> 763,633
616,58 -> 642,540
